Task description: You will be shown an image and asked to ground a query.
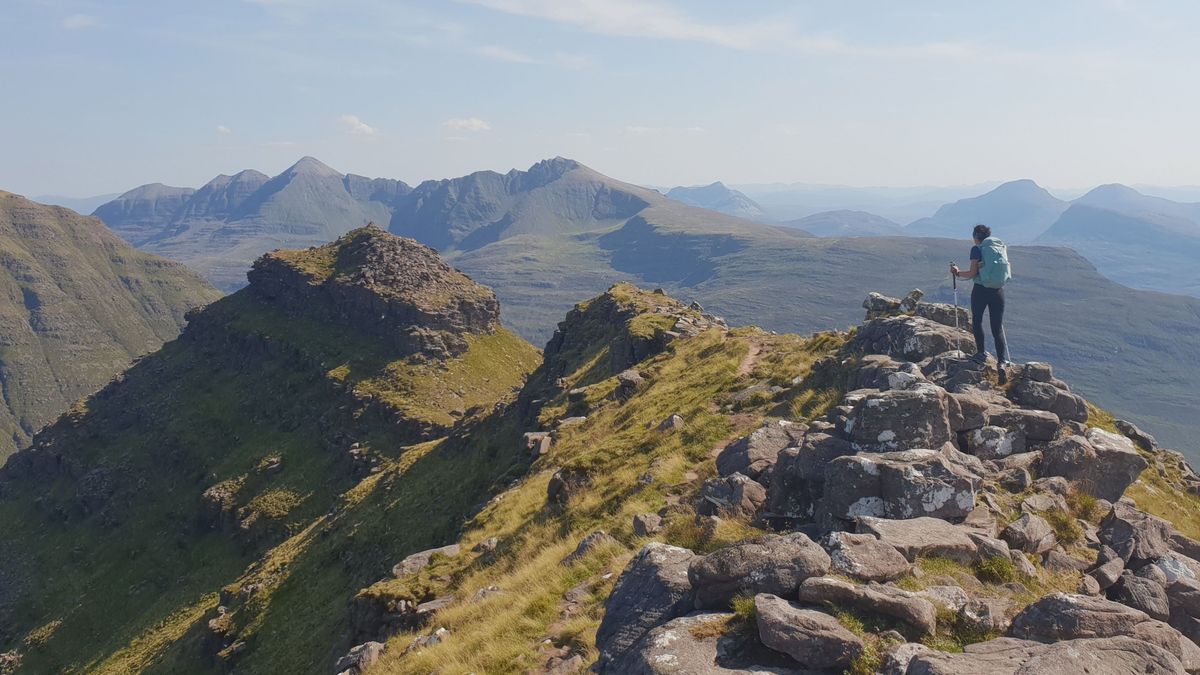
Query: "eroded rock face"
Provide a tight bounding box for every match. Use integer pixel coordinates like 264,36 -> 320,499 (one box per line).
844,385 -> 954,452
763,431 -> 851,522
1008,593 -> 1159,643
248,226 -> 499,359
698,473 -> 766,521
1001,513 -> 1057,555
905,636 -> 1186,675
797,576 -> 938,635
848,315 -> 974,363
754,593 -> 862,669
595,542 -> 698,670
716,421 -> 803,480
857,516 -> 978,564
688,533 -> 830,609
823,532 -> 911,582
821,449 -> 975,522
965,425 -> 1025,460
1101,501 -> 1175,565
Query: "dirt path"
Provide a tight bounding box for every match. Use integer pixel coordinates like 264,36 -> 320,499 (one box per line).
737,340 -> 764,377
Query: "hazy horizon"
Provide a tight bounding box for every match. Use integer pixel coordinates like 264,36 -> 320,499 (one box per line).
6,0 -> 1200,196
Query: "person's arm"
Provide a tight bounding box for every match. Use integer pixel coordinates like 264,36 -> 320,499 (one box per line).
950,260 -> 982,279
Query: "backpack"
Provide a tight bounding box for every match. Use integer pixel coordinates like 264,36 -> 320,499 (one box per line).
977,237 -> 1011,289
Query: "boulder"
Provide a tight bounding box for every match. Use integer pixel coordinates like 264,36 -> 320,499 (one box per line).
1166,578 -> 1200,646
1113,571 -> 1171,622
864,291 -> 902,318
334,641 -> 385,675
905,636 -> 1186,675
824,531 -> 911,582
754,593 -> 862,669
1090,556 -> 1126,590
547,468 -> 589,506
964,425 -> 1025,460
1010,550 -> 1038,578
857,516 -> 979,564
561,530 -> 615,565
763,432 -> 851,521
987,407 -> 1061,443
969,533 -> 1012,561
1116,419 -> 1159,452
608,612 -> 787,674
1001,513 -> 1057,555
959,597 -> 1014,634
633,513 -> 663,536
522,431 -> 552,457
849,315 -> 974,362
947,390 -> 991,432
922,350 -> 996,390
698,473 -> 766,521
845,385 -> 955,452
657,414 -> 684,432
595,542 -> 698,669
917,585 -> 970,613
914,301 -> 970,329
392,544 -> 461,578
1023,362 -> 1054,382
715,420 -> 802,480
822,449 -> 976,522
1008,593 -> 1155,642
1008,377 -> 1088,423
901,289 -> 925,311
797,576 -> 938,635
1100,501 -> 1174,565
1154,552 -> 1200,584
688,533 -> 830,609
1073,428 -> 1149,500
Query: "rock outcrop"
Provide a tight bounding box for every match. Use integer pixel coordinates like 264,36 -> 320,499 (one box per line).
596,289 -> 1198,675
248,225 -> 499,359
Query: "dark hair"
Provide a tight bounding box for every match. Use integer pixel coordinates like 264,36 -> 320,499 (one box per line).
972,224 -> 991,241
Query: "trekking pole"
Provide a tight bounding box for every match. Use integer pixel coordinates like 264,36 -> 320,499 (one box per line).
950,263 -> 959,331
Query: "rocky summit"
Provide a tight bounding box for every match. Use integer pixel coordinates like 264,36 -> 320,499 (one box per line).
3,268 -> 1200,674
249,224 -> 500,359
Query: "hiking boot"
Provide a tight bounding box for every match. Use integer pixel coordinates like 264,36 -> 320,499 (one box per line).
997,366 -> 1009,385
970,352 -> 989,364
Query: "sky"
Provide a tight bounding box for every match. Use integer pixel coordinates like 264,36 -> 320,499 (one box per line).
4,0 -> 1200,196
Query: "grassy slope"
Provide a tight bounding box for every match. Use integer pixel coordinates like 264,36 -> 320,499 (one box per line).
0,287 -> 539,673
369,318 -> 843,671
0,192 -> 221,457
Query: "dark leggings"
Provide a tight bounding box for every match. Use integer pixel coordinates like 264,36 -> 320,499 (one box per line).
971,284 -> 1008,361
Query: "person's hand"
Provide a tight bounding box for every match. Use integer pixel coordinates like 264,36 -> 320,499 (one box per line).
950,264 -> 960,277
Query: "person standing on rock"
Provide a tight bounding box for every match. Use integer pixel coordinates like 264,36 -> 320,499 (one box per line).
950,224 -> 1012,371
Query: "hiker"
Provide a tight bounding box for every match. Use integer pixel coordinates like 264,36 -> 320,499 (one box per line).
950,224 -> 1012,369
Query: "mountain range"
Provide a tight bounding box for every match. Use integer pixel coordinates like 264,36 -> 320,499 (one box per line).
92,158 -> 1200,453
93,157 -> 404,291
0,191 -> 220,457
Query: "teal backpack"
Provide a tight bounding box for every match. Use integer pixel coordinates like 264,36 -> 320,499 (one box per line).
977,237 -> 1011,289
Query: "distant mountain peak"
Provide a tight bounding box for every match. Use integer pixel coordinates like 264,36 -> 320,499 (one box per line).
523,157 -> 583,183
284,156 -> 342,178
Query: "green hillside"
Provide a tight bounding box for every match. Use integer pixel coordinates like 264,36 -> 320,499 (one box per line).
0,227 -> 539,673
0,191 -> 221,458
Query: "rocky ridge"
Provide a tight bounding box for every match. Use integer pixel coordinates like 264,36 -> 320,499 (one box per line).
594,289 -> 1200,674
249,224 -> 500,359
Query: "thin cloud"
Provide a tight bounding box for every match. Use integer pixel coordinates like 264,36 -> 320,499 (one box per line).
216,125 -> 232,135
475,45 -> 538,64
339,114 -> 376,136
623,125 -> 705,134
443,118 -> 492,132
61,14 -> 98,30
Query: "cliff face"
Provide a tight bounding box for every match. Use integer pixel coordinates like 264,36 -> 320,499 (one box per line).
247,225 -> 499,359
0,191 -> 220,458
